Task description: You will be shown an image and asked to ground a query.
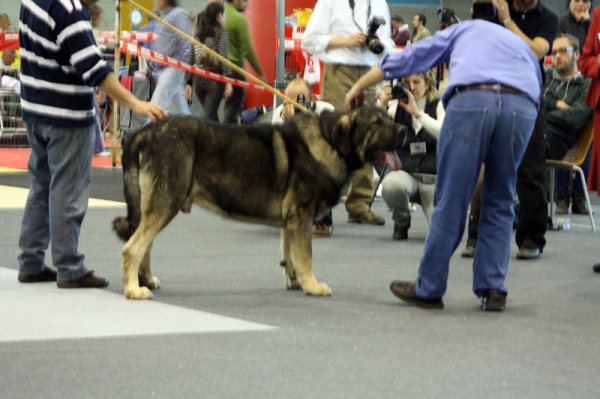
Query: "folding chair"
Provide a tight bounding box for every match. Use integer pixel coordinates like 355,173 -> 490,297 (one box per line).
547,116 -> 595,231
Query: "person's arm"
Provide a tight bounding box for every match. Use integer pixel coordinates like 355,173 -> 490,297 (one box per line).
580,8 -> 600,79
546,79 -> 593,132
345,66 -> 385,109
219,31 -> 232,77
271,104 -> 284,124
238,18 -> 264,77
301,0 -> 333,55
98,74 -> 165,122
493,0 -> 554,60
416,100 -> 445,139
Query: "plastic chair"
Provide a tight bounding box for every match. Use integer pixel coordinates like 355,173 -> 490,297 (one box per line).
547,116 -> 595,231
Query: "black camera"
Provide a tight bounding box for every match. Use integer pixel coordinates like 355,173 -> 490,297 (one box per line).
366,16 -> 386,54
391,81 -> 410,103
472,0 -> 498,23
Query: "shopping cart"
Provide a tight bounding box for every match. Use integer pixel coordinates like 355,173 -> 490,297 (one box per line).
0,87 -> 27,148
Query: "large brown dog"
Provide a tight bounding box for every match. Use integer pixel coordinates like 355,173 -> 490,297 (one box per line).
113,106 -> 406,299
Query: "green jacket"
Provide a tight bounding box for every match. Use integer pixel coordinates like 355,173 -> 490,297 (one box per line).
543,69 -> 592,153
224,2 -> 264,76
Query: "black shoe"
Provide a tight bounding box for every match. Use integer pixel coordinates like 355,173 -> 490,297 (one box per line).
389,280 -> 444,309
481,290 -> 507,311
461,245 -> 476,258
554,198 -> 569,215
57,270 -> 109,289
516,246 -> 540,260
571,196 -> 590,215
392,223 -> 409,240
593,263 -> 600,273
18,267 -> 57,283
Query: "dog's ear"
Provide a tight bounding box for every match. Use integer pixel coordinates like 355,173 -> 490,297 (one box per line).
331,114 -> 354,156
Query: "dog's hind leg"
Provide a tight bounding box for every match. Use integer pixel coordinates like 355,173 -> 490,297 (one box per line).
280,228 -> 301,290
287,213 -> 332,297
138,241 -> 160,290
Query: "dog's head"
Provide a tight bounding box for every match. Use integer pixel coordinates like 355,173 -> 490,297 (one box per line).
321,105 -> 407,170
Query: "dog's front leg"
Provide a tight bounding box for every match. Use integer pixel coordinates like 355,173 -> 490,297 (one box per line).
280,228 -> 301,290
287,214 -> 332,297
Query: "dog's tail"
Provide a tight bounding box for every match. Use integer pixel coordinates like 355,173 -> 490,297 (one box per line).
113,130 -> 145,242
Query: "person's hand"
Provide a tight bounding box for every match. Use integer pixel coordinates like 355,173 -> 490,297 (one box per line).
347,32 -> 367,48
597,54 -> 600,66
556,100 -> 570,110
345,86 -> 366,110
492,0 -> 510,24
380,81 -> 393,108
131,100 -> 166,123
224,83 -> 233,99
185,85 -> 192,101
575,11 -> 590,22
397,87 -> 419,117
282,103 -> 295,121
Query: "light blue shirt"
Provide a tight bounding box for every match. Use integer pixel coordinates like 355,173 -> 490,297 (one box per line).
379,20 -> 541,108
151,6 -> 191,72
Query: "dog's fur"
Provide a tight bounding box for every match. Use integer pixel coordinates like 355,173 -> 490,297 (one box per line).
113,106 -> 406,299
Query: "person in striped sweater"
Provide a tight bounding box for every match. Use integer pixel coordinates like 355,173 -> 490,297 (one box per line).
17,0 -> 164,288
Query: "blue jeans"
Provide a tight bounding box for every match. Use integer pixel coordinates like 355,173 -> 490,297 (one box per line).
18,123 -> 95,281
415,90 -> 537,299
151,67 -> 190,117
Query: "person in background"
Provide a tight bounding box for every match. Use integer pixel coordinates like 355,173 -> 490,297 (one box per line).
89,4 -> 110,156
411,14 -> 431,44
148,0 -> 191,119
559,0 -> 591,47
138,10 -> 159,50
379,70 -> 445,240
185,2 -> 232,122
391,15 -> 411,47
580,6 -> 600,275
346,2 -> 541,312
0,13 -> 16,33
271,77 -> 334,124
223,0 -> 265,124
17,0 -> 164,288
1,48 -> 18,79
301,0 -> 395,237
545,34 -> 592,214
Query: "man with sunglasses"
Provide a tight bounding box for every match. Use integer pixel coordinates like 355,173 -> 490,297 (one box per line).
545,33 -> 592,214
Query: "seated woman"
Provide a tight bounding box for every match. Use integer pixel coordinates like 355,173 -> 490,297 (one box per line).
380,70 -> 445,240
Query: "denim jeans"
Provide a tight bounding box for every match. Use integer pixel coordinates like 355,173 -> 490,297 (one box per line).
151,67 -> 190,118
415,90 -> 537,299
18,123 -> 95,281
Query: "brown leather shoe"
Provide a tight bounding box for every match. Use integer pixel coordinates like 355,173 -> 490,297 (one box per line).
389,280 -> 444,309
57,270 -> 109,289
313,223 -> 333,237
18,267 -> 57,283
480,290 -> 507,311
348,210 -> 385,225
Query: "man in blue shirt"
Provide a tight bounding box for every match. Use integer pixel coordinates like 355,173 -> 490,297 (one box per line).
346,6 -> 541,311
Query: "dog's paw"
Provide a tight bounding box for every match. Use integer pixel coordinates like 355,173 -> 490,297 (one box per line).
304,282 -> 332,297
125,286 -> 154,300
139,275 -> 161,290
285,274 -> 302,290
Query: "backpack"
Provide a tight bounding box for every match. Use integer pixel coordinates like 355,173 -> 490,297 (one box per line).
197,28 -> 222,74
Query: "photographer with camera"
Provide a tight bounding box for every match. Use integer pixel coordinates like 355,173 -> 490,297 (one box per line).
345,0 -> 541,311
379,71 -> 445,240
302,0 -> 394,237
272,77 -> 334,123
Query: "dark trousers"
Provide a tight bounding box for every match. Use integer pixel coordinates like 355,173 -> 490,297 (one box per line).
515,96 -> 547,250
223,69 -> 246,124
194,77 -> 225,122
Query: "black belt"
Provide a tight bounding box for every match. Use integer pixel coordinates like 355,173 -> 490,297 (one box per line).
455,84 -> 526,97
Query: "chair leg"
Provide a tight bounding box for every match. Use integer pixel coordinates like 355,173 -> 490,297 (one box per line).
548,166 -> 555,220
574,166 -> 596,231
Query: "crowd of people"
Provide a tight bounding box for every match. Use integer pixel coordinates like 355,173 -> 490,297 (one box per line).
10,0 -> 600,309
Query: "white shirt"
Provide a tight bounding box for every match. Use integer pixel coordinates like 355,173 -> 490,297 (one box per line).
386,97 -> 445,139
272,100 -> 335,124
301,0 -> 394,66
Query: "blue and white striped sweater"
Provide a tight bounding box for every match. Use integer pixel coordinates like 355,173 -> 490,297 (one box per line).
19,0 -> 113,128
